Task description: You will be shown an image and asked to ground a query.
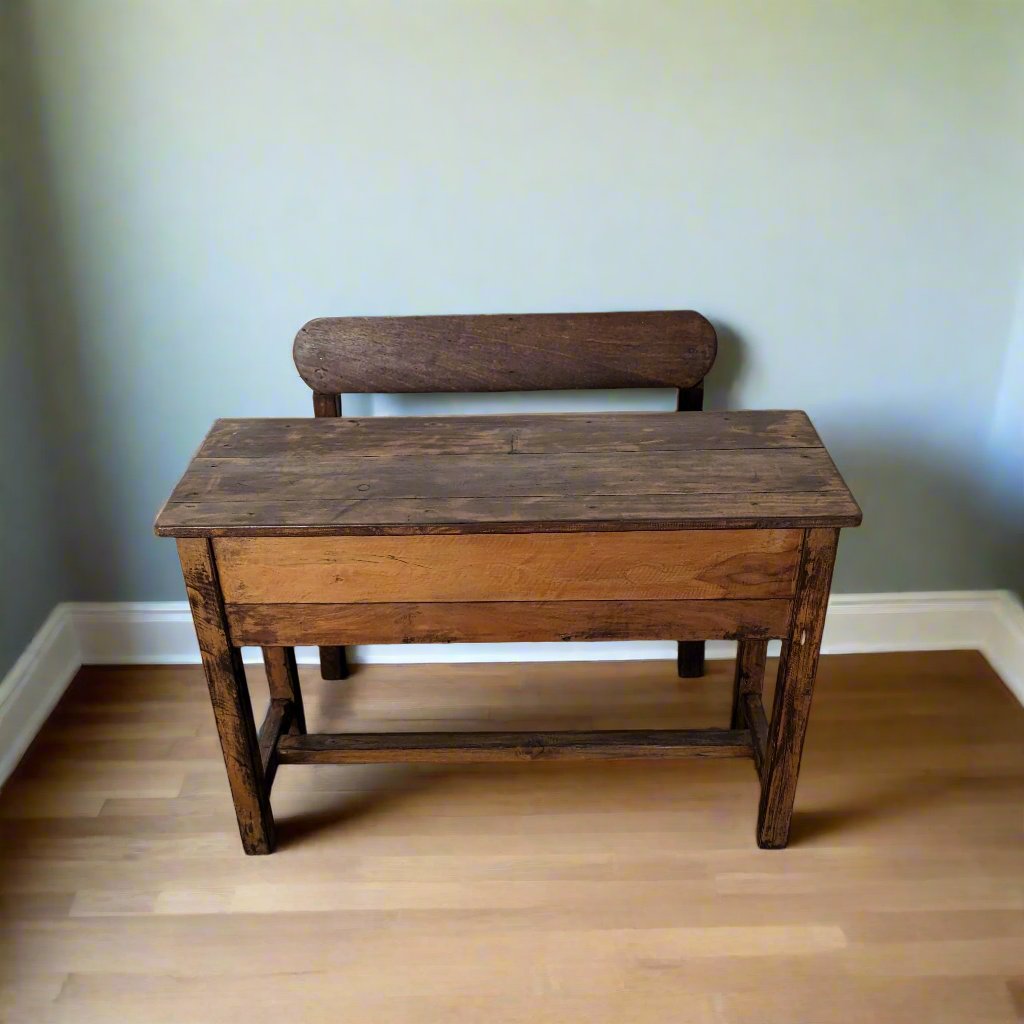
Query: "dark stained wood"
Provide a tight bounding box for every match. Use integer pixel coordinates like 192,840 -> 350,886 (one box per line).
293,312 -> 717,395
156,490 -> 862,537
261,646 -> 306,734
176,539 -> 274,855
731,639 -> 769,729
213,530 -> 802,604
757,528 -> 840,849
677,388 -> 706,676
317,645 -> 349,681
161,408 -> 859,854
676,383 -> 704,413
155,412 -> 861,538
224,599 -> 793,646
673,381 -> 709,679
293,312 -> 720,686
198,411 -> 825,458
742,692 -> 769,779
312,392 -> 340,417
172,449 -> 845,504
677,642 -> 705,679
277,728 -> 752,764
257,698 -> 293,791
310,388 -> 348,678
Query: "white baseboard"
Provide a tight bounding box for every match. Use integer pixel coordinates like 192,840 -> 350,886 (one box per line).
68,591 -> 1024,671
0,606 -> 81,785
3,590 -> 1023,789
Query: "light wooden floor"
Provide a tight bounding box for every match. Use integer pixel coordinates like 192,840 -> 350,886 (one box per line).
1,651 -> 1022,1023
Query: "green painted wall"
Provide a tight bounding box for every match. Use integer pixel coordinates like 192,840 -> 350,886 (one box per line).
4,1 -> 1023,638
0,5 -> 69,678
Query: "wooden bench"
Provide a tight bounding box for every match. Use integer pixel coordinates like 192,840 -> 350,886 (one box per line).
291,311 -> 718,682
156,408 -> 861,854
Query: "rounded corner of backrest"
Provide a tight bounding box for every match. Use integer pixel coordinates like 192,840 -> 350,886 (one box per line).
292,317 -> 329,392
670,310 -> 717,384
694,311 -> 718,377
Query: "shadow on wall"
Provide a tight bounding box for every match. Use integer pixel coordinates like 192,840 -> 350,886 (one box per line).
4,5 -> 94,595
824,425 -> 1024,594
703,320 -> 745,411
713,321 -> 1023,593
712,323 -> 1023,593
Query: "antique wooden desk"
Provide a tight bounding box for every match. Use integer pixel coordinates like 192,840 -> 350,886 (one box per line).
155,410 -> 860,854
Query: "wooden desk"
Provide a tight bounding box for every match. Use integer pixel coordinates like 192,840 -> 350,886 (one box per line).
156,410 -> 860,854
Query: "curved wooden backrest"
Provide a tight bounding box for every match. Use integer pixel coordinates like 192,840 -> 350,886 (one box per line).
293,311 -> 716,397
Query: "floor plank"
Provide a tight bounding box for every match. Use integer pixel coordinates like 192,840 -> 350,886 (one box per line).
1,651 -> 1022,1024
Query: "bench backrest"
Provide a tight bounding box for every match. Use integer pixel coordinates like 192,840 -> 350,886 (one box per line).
293,311 -> 717,415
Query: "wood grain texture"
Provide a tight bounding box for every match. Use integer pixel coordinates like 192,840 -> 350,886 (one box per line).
292,311 -> 717,395
276,729 -> 752,763
312,392 -> 340,417
155,412 -> 862,537
310,386 -> 348,677
732,639 -> 769,729
261,647 -> 306,735
176,539 -> 274,855
198,410 -> 824,457
757,528 -> 839,849
171,449 -> 845,503
742,692 -> 770,778
3,652 -> 1023,1024
213,530 -> 802,604
225,599 -> 793,646
256,699 -> 292,792
156,491 -> 863,537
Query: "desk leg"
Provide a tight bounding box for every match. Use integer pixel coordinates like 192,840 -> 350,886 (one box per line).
676,641 -> 705,678
178,539 -> 276,855
318,645 -> 349,680
263,646 -> 306,735
731,639 -> 768,729
757,528 -> 838,849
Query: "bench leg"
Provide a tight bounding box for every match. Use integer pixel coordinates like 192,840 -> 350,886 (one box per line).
178,538 -> 276,855
263,646 -> 306,735
731,639 -> 768,729
319,645 -> 349,680
677,640 -> 705,678
757,528 -> 838,849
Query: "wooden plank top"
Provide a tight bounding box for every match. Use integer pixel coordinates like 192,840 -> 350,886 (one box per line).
154,410 -> 861,537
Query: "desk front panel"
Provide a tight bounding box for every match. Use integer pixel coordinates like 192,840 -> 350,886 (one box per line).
215,530 -> 802,646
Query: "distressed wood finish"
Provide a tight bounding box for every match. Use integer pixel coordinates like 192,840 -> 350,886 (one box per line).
261,646 -> 306,735
311,391 -> 340,417
277,728 -> 752,764
213,530 -> 802,605
158,411 -> 859,853
293,311 -> 717,395
294,313 -> 710,685
176,539 -> 274,855
157,491 -> 862,537
225,599 -> 793,646
742,692 -> 770,778
199,409 -> 823,457
757,528 -> 840,849
731,639 -> 769,729
310,387 -> 348,680
257,698 -> 292,791
172,449 -> 845,504
155,412 -> 861,537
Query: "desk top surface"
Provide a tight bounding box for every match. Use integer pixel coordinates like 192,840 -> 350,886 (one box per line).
155,410 -> 861,538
